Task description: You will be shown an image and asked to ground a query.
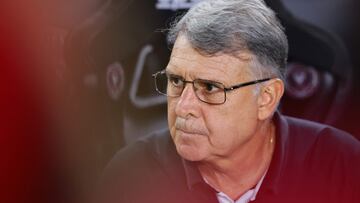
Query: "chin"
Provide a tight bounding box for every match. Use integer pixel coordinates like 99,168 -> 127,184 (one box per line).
175,143 -> 206,162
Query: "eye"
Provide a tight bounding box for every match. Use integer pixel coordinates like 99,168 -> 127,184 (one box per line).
205,83 -> 219,92
198,81 -> 222,93
168,75 -> 184,87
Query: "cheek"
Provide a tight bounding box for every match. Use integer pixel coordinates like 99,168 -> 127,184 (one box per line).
204,98 -> 259,149
204,112 -> 237,149
167,99 -> 177,134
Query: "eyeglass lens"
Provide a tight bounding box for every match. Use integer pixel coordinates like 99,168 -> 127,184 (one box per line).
154,72 -> 226,104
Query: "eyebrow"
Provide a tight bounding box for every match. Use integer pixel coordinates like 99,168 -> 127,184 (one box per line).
165,68 -> 226,86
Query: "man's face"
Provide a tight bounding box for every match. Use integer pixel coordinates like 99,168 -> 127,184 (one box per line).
167,36 -> 262,162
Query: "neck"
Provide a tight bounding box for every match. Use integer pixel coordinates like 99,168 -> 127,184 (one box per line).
197,120 -> 276,200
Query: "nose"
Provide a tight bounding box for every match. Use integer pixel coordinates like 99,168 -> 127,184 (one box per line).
174,83 -> 201,118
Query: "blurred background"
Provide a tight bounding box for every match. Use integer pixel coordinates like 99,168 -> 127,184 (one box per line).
1,0 -> 359,203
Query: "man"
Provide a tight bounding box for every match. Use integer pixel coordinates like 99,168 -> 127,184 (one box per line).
97,0 -> 360,202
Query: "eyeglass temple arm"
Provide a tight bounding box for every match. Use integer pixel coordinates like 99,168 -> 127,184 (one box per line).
224,78 -> 272,91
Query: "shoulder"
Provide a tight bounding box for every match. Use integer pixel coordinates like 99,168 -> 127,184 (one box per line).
280,115 -> 360,182
272,114 -> 360,200
104,128 -> 173,177
283,115 -> 359,157
96,129 -> 183,202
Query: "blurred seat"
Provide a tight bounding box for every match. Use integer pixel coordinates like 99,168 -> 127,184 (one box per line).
265,0 -> 353,127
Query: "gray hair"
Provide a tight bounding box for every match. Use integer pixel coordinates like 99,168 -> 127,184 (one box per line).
167,0 -> 288,80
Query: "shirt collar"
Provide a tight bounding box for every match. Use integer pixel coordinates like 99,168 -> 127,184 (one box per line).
260,111 -> 289,194
215,170 -> 267,203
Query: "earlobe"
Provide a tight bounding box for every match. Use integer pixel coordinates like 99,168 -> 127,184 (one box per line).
257,79 -> 284,120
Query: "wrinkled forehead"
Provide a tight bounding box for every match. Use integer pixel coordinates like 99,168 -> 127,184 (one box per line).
168,35 -> 255,82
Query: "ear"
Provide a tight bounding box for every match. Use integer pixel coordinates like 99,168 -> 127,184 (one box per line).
257,79 -> 284,120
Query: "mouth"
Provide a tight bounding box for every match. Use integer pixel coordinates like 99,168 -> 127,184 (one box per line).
174,117 -> 208,136
175,127 -> 205,136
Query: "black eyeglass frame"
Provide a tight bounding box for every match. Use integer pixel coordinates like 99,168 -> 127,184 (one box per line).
152,70 -> 272,105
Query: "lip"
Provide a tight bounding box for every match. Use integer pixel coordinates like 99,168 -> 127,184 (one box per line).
176,127 -> 205,136
174,117 -> 208,136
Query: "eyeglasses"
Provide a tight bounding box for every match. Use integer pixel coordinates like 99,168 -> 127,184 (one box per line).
152,70 -> 271,105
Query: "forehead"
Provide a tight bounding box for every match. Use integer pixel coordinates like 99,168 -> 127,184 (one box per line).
167,35 -> 254,83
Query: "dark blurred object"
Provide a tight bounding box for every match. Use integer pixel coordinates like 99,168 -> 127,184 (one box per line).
39,0 -> 126,202
64,0 -> 180,145
284,0 -> 360,138
266,0 -> 359,138
264,0 -> 353,129
0,1 -> 60,203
